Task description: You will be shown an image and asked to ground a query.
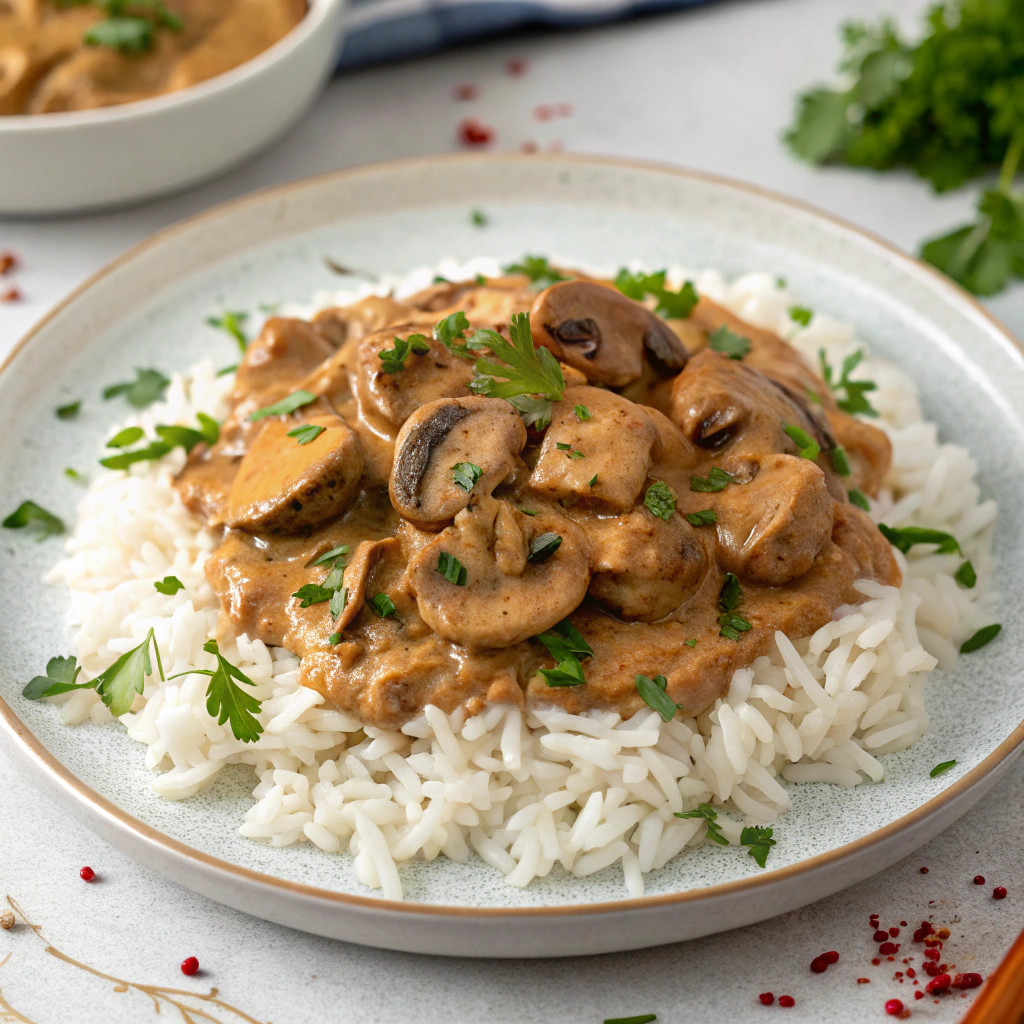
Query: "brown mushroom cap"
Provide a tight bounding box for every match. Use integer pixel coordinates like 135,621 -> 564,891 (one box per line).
390,396 -> 527,529
407,497 -> 590,649
530,280 -> 688,387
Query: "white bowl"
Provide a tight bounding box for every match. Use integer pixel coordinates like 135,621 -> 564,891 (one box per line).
0,0 -> 346,216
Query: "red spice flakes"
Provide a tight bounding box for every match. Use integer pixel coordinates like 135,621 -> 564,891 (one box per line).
457,118 -> 495,147
453,83 -> 478,101
879,942 -> 900,955
952,973 -> 983,990
79,866 -> 95,881
1,286 -> 22,303
758,992 -> 774,1005
992,885 -> 1007,899
873,930 -> 889,942
506,57 -> 527,76
906,968 -> 916,979
533,102 -> 573,121
914,991 -> 925,1000
973,875 -> 985,885
857,978 -> 871,984
900,921 -> 908,927
926,972 -> 952,994
913,921 -> 935,942
872,958 -> 882,966
778,995 -> 795,1008
923,948 -> 941,962
920,866 -> 929,874
180,956 -> 199,976
889,927 -> 901,937
884,999 -> 904,1016
0,252 -> 16,275
810,950 -> 839,973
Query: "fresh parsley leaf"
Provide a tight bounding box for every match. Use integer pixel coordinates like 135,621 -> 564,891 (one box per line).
848,488 -> 870,511
102,368 -> 169,409
154,575 -> 184,595
23,655 -> 85,700
468,312 -> 566,405
379,334 -> 431,374
635,673 -> 681,722
614,269 -> 698,318
588,473 -> 598,487
518,506 -> 538,516
717,573 -> 752,640
718,612 -> 753,641
99,441 -> 172,470
684,638 -> 698,648
452,462 -> 483,492
56,401 -> 81,419
879,524 -> 961,556
930,759 -> 957,778
783,422 -> 820,461
370,593 -> 398,619
789,306 -> 813,326
292,583 -> 334,608
830,446 -> 852,476
64,467 -> 87,484
433,311 -> 476,360
785,87 -> 853,164
536,618 -> 593,663
2,501 -> 64,540
437,551 -> 467,585
217,364 -> 238,377
690,466 -> 733,493
93,627 -> 164,718
86,15 -> 154,52
288,423 -> 326,446
956,560 -> 977,588
249,389 -> 316,421
674,803 -> 728,845
503,255 -> 568,290
199,639 -> 263,743
538,657 -> 586,687
206,311 -> 249,353
507,394 -> 553,430
708,326 -> 751,360
309,544 -> 349,567
685,509 -> 717,526
470,209 -> 488,226
573,404 -> 591,421
527,532 -> 562,564
960,624 -> 1001,653
327,631 -> 342,645
819,349 -> 878,417
644,480 -> 677,521
329,586 -> 348,619
740,825 -> 776,868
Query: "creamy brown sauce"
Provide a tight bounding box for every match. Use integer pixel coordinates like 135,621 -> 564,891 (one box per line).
0,0 -> 305,115
176,270 -> 900,730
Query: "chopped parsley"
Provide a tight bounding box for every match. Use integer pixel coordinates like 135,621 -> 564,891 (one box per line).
789,306 -> 813,326
23,655 -> 87,701
178,639 -> 262,743
99,415 -> 219,470
370,593 -> 398,619
309,544 -> 349,567
819,349 -> 878,417
604,1016 -> 657,1024
930,759 -> 957,778
330,586 -> 348,619
64,468 -> 87,484
517,506 -> 538,516
292,584 -> 335,608
690,466 -> 733,493
103,368 -> 169,409
684,638 -> 698,648
100,442 -> 171,470
685,509 -> 717,527
740,825 -> 777,868
782,423 -> 820,461
536,618 -> 592,687
2,501 -> 64,541
718,572 -> 752,640
527,532 -> 562,564
674,803 -> 728,845
470,209 -> 488,226
830,446 -> 851,476
960,624 -> 1001,653
154,575 -> 184,595
287,423 -> 326,446
503,255 -> 568,290
56,401 -> 81,419
644,480 -> 677,521
635,673 -> 683,722
708,326 -> 751,360
848,487 -> 871,511
327,631 -> 342,645
206,311 -> 249,353
555,442 -> 585,459
452,462 -> 483,492
614,269 -> 699,319
878,524 -> 961,555
588,473 -> 598,487
249,389 -> 316,421
956,560 -> 977,588
107,426 -> 144,449
379,333 -> 430,374
573,404 -> 591,421
433,311 -> 476,360
437,551 -> 467,585
216,364 -> 238,377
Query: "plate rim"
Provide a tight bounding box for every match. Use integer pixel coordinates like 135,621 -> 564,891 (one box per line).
2,150 -> 1022,920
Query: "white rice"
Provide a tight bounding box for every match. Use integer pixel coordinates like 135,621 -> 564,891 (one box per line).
43,262 -> 998,901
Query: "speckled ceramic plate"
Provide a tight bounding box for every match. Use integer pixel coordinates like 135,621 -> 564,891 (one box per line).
1,155 -> 1022,958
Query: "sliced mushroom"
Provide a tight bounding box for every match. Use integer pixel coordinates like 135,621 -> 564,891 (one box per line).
222,409 -> 364,534
234,317 -> 335,398
714,453 -> 834,586
390,396 -> 527,529
825,408 -> 892,496
579,508 -> 710,621
312,294 -> 425,348
332,537 -> 401,632
530,280 -> 688,387
407,496 -> 590,648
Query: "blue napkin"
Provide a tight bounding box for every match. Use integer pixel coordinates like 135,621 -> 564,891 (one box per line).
338,0 -> 716,69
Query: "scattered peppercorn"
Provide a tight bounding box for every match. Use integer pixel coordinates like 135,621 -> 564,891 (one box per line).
879,942 -> 900,955
993,886 -> 1007,899
874,930 -> 889,942
0,910 -> 14,930
0,252 -> 16,275
952,973 -> 983,990
1,287 -> 22,303
973,875 -> 985,885
181,956 -> 199,976
889,927 -> 900,937
920,866 -> 929,874
506,57 -> 527,76
758,992 -> 774,1005
857,978 -> 871,984
926,973 -> 952,994
79,866 -> 95,881
885,999 -> 904,1016
457,118 -> 495,147
778,995 -> 795,1007
914,991 -> 925,1000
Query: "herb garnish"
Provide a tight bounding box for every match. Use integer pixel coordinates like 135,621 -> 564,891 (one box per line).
878,524 -> 961,555
830,446 -> 851,476
64,468 -> 87,484
452,462 -> 483,492
588,473 -> 598,487
23,655 -> 87,701
718,572 -> 752,640
644,480 -> 677,521
379,334 -> 431,374
503,256 -> 568,290
614,269 -> 699,319
930,759 -> 957,778
685,509 -> 717,527
103,368 -> 169,409
309,544 -> 349,567
708,326 -> 752,360
433,311 -> 476,360
555,442 -> 585,459
517,506 -> 538,516
536,618 -> 593,687
635,673 -> 683,722
782,423 -> 820,461
604,1015 -> 657,1024
674,803 -> 728,845
206,311 -> 249,353
249,389 -> 316,421
370,593 -> 398,619
740,825 -> 777,868
327,631 -> 342,645
956,560 -> 977,588
85,2 -> 182,55
573,404 -> 590,421
170,640 -> 262,744
527,532 -> 562,564
89,628 -> 164,717
690,467 -> 734,493
789,306 -> 813,326
154,576 -> 184,595
960,624 -> 1001,653
819,349 -> 878,417
292,584 -> 335,608
470,209 -> 488,226
848,488 -> 871,511
684,638 -> 698,648
437,551 -> 467,585
99,415 -> 219,469
107,426 -> 144,448
288,424 -> 326,446
2,501 -> 64,541
56,401 -> 81,420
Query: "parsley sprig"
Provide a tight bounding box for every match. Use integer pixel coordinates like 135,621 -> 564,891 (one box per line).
635,673 -> 683,722
614,269 -> 699,319
782,423 -> 820,461
819,349 -> 878,417
103,368 -> 169,409
2,501 -> 64,540
708,326 -> 751,360
674,804 -> 777,866
207,311 -> 249,353
503,256 -> 569,290
379,333 -> 430,374
99,414 -> 219,470
536,618 -> 592,687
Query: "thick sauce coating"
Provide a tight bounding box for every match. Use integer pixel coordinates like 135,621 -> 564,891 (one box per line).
177,270 -> 899,729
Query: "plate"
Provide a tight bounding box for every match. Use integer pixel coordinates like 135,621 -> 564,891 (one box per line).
1,154 -> 1022,957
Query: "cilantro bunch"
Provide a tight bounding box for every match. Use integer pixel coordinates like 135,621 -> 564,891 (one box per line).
785,0 -> 1024,295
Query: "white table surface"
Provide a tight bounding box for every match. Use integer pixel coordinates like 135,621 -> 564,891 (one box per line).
1,1 -> 1022,1021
